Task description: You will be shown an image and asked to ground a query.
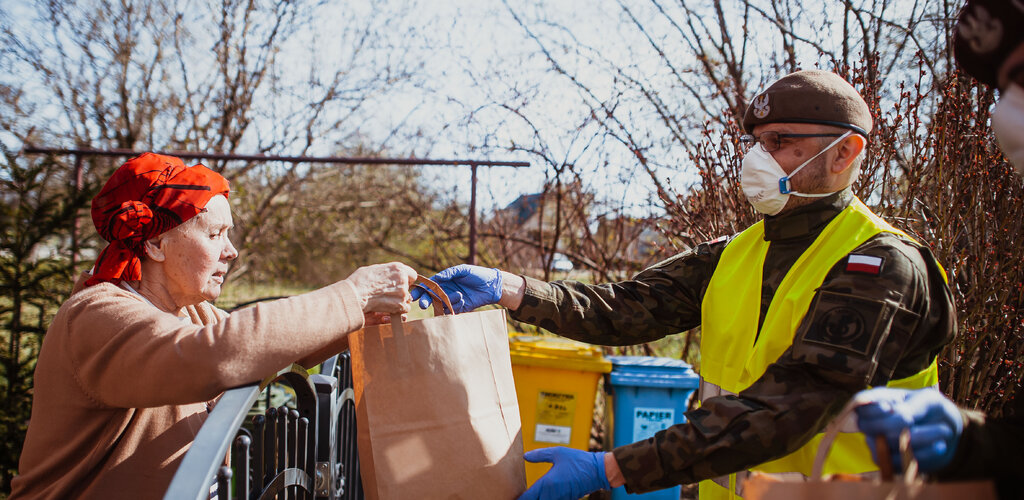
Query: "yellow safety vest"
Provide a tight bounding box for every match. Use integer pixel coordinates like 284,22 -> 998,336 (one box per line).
698,198 -> 941,500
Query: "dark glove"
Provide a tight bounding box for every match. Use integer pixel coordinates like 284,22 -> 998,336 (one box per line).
411,264 -> 502,313
518,447 -> 611,500
854,387 -> 963,472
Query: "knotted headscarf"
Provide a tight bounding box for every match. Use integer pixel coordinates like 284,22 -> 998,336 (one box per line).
87,152 -> 230,287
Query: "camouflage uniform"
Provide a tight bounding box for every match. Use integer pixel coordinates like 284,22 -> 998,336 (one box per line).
510,188 -> 955,493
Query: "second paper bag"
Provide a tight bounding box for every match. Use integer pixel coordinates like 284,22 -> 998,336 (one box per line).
351,307 -> 527,500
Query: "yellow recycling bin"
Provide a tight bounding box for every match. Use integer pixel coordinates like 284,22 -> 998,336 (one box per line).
509,335 -> 613,486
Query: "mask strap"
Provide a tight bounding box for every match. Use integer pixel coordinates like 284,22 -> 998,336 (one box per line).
788,189 -> 837,198
779,130 -> 853,194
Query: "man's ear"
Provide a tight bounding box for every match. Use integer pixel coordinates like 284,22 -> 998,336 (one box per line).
144,235 -> 167,263
831,134 -> 866,174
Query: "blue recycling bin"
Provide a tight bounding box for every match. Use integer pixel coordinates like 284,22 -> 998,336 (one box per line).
605,356 -> 699,500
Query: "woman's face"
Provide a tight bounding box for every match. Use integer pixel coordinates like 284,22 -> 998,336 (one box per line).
158,195 -> 238,307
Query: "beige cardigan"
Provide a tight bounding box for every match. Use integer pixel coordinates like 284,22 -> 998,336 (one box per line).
10,276 -> 363,499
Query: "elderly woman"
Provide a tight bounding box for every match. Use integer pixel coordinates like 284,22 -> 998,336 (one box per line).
9,153 -> 415,499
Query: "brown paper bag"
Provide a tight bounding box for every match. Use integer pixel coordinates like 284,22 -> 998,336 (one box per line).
350,277 -> 527,500
744,400 -> 997,500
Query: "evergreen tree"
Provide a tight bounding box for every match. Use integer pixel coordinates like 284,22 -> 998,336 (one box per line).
0,145 -> 91,490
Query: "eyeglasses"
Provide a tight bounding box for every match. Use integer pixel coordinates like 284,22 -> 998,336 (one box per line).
739,131 -> 845,153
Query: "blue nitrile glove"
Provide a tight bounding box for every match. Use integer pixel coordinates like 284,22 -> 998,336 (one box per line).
411,264 -> 502,313
854,387 -> 963,473
518,447 -> 611,500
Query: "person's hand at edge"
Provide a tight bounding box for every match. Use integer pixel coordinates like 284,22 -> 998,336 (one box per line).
518,447 -> 611,500
854,387 -> 963,473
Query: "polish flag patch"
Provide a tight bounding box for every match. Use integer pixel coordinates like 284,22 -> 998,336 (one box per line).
846,254 -> 884,275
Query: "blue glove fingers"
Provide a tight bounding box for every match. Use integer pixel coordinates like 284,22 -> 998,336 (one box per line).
854,388 -> 914,432
447,290 -> 465,309
909,423 -> 955,471
518,448 -> 570,500
856,408 -> 912,435
912,441 -> 948,470
523,447 -> 556,463
518,448 -> 607,500
411,283 -> 434,309
909,423 -> 954,448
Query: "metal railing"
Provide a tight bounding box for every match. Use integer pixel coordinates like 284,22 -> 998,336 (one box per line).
164,352 -> 362,500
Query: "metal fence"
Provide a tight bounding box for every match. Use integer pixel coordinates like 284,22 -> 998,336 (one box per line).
164,352 -> 364,500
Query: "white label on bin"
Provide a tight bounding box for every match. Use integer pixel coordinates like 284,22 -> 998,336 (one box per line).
535,424 -> 572,444
633,407 -> 674,442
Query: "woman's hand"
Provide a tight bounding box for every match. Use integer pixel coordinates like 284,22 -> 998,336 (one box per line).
363,312 -> 407,326
347,262 -> 417,314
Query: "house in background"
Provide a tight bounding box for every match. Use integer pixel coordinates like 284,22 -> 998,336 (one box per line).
485,183 -> 668,280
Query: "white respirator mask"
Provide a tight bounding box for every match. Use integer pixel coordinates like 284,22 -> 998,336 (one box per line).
740,131 -> 853,216
991,84 -> 1024,177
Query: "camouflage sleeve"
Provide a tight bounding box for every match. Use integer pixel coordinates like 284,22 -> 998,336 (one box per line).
507,237 -> 731,346
611,233 -> 956,492
936,398 -> 1024,498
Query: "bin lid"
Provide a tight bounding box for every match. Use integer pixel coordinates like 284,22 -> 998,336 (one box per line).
606,356 -> 699,389
509,335 -> 612,373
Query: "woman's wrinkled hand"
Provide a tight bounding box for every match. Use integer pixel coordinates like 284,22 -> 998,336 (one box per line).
347,262 -> 417,314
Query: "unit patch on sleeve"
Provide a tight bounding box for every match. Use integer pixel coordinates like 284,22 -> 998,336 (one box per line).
846,254 -> 884,275
797,290 -> 894,358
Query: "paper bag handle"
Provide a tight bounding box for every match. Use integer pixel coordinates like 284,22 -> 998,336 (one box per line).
387,275 -> 455,329
812,398 -> 921,484
387,276 -> 455,352
412,275 -> 454,316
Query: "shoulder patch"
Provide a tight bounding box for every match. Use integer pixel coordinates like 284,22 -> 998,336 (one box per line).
799,290 -> 892,357
846,254 -> 884,275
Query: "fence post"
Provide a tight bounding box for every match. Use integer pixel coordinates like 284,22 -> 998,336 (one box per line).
469,163 -> 478,265
71,154 -> 83,271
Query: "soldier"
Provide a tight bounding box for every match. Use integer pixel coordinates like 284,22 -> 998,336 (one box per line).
854,1 -> 1024,498
416,70 -> 955,500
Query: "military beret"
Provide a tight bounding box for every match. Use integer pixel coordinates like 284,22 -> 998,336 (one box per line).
953,0 -> 1024,88
742,70 -> 872,136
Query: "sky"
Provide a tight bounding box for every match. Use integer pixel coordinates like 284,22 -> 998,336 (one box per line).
1,0 -> 952,218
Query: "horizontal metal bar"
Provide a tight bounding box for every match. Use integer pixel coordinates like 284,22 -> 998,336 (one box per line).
20,145 -> 529,168
163,384 -> 261,500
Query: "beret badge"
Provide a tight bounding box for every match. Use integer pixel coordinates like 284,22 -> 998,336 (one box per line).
752,94 -> 770,119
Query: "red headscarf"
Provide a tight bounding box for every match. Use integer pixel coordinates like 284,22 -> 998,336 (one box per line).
87,152 -> 230,287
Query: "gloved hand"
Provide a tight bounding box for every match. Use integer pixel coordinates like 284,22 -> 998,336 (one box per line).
518,447 -> 611,500
412,264 -> 502,313
854,387 -> 963,473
